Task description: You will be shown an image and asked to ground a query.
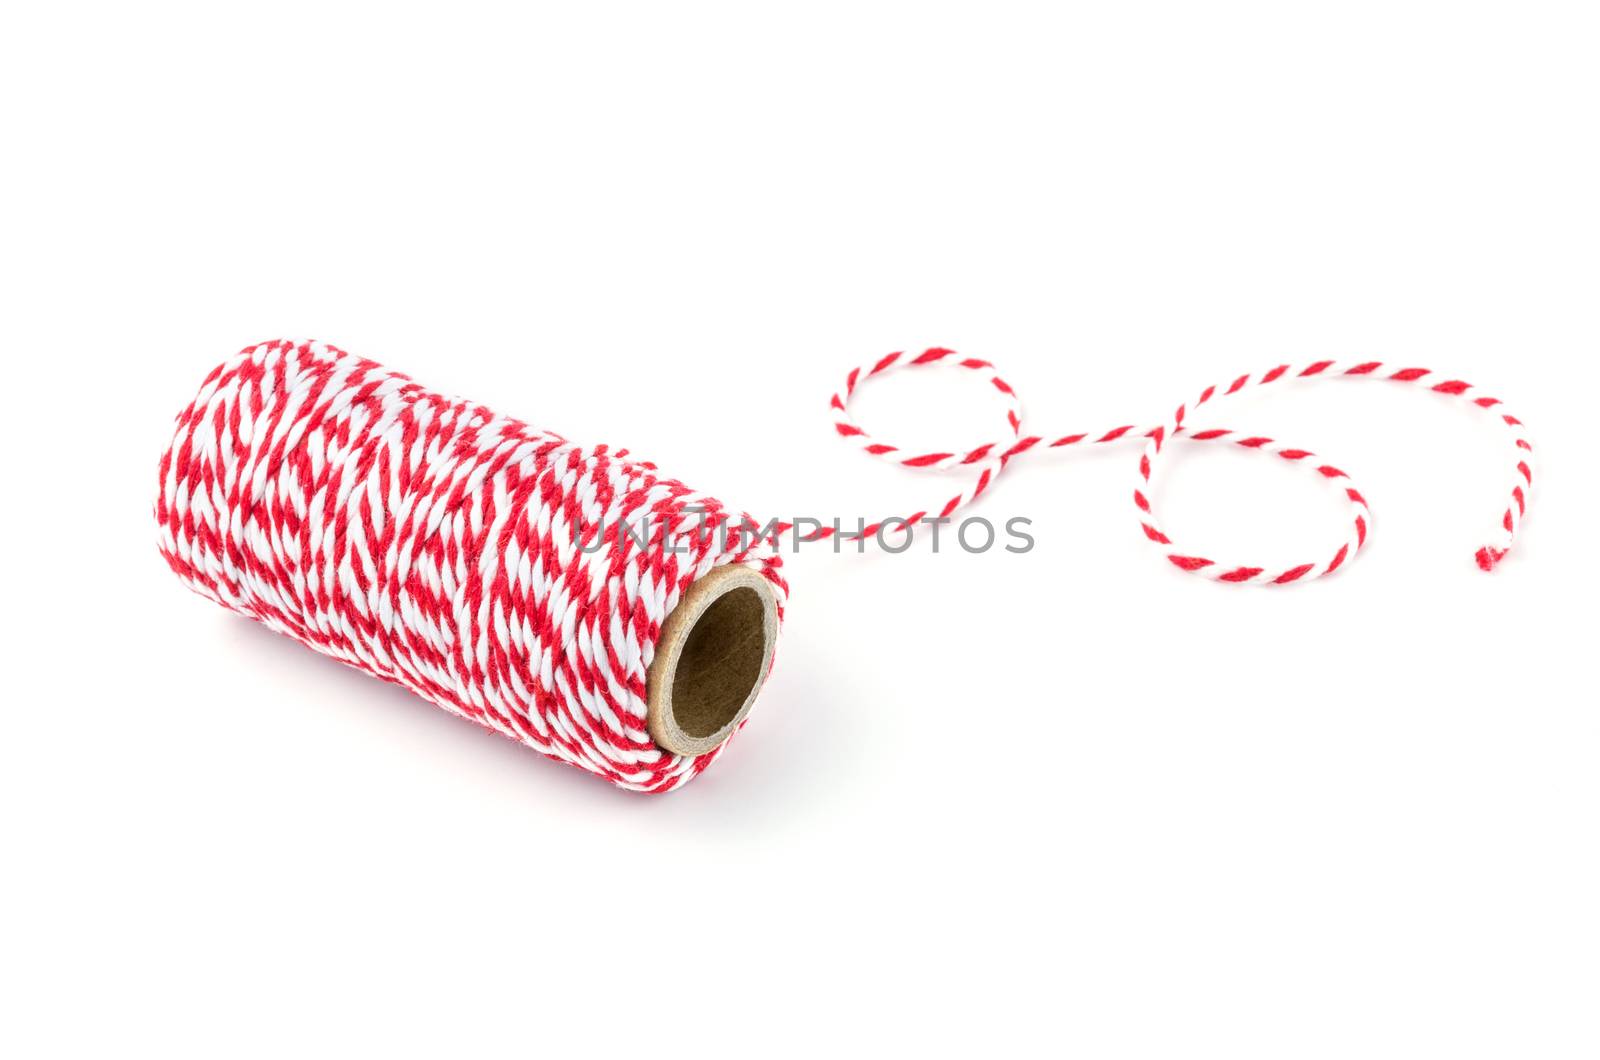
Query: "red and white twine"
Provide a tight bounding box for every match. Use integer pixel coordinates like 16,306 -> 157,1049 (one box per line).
823,348 -> 1532,582
157,340 -> 1533,791
157,341 -> 785,792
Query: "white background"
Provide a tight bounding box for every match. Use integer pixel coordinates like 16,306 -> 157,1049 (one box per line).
3,3 -> 1597,1056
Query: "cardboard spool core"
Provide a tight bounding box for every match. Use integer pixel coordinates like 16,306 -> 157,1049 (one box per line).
646,564 -> 779,758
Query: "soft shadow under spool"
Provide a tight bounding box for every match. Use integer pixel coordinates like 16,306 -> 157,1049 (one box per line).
646,564 -> 779,757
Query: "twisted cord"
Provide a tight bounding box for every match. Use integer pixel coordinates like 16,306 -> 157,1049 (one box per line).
822,348 -> 1532,581
157,340 -> 1534,791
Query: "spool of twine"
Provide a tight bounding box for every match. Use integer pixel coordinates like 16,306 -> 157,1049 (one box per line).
156,340 -> 785,793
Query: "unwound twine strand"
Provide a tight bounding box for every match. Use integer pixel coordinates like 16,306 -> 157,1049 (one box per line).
816,348 -> 1533,582
158,340 -> 1533,792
